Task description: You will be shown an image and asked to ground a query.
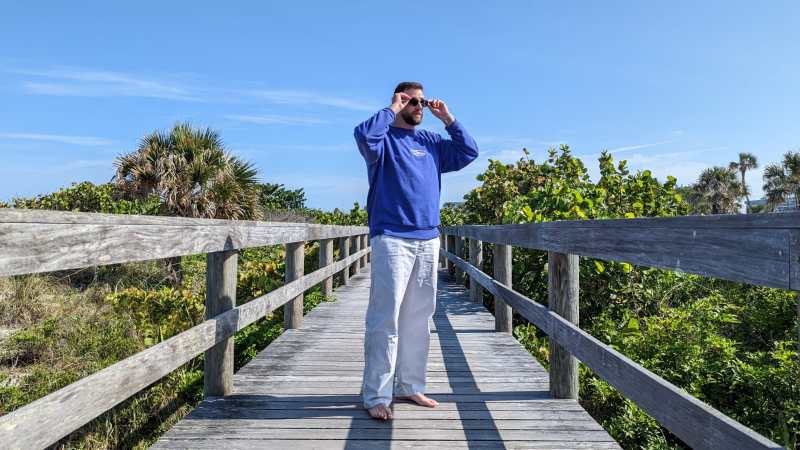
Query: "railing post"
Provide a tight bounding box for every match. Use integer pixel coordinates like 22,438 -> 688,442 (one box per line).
366,234 -> 371,264
359,235 -> 367,269
319,238 -> 334,298
439,232 -> 446,268
340,236 -> 350,285
494,244 -> 513,333
445,234 -> 455,275
454,235 -> 465,284
204,250 -> 237,397
284,241 -> 305,330
469,239 -> 483,303
548,251 -> 579,399
351,234 -> 361,276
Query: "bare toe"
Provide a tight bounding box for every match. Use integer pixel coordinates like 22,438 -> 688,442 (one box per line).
368,404 -> 392,420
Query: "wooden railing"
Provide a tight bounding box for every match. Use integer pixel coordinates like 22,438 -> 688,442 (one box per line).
440,212 -> 800,450
0,209 -> 371,449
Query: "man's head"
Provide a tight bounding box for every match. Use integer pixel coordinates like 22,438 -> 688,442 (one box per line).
394,81 -> 425,126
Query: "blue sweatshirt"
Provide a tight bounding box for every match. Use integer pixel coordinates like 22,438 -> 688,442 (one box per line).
354,107 -> 479,239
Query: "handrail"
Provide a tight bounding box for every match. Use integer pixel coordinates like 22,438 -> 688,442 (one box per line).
440,213 -> 798,450
0,209 -> 371,449
443,212 -> 800,289
0,209 -> 369,277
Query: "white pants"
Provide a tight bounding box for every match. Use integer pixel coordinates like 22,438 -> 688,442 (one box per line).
361,234 -> 439,409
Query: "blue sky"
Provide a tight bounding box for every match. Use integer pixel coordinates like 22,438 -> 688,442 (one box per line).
1,1 -> 798,210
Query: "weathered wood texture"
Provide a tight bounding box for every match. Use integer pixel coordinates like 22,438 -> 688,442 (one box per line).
446,234 -> 456,274
340,236 -> 351,285
359,235 -> 367,269
469,239 -> 483,303
284,241 -> 305,330
151,268 -> 618,449
0,209 -> 368,277
443,214 -> 800,289
0,247 -> 369,450
319,238 -> 334,297
493,244 -> 513,333
454,236 -> 465,283
204,250 -> 238,398
353,235 -> 362,277
440,248 -> 782,450
547,252 -> 579,400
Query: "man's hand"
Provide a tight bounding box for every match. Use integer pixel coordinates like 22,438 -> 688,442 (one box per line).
390,92 -> 412,113
427,99 -> 455,126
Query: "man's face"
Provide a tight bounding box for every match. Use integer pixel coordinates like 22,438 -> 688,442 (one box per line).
399,88 -> 424,126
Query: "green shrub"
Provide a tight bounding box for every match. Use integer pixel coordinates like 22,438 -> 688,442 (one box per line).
11,181 -> 160,215
106,287 -> 204,347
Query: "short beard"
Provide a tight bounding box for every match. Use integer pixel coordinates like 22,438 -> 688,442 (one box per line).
400,110 -> 422,126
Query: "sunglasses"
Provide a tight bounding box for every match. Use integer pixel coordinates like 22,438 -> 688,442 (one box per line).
408,97 -> 429,107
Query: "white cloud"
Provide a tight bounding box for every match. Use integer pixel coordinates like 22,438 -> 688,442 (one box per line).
16,67 -> 199,101
225,114 -> 329,125
475,135 -> 566,151
11,67 -> 381,114
0,132 -> 114,146
606,140 -> 673,154
245,89 -> 379,112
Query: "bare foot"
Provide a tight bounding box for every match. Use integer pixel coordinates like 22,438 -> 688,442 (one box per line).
367,404 -> 393,420
397,392 -> 439,408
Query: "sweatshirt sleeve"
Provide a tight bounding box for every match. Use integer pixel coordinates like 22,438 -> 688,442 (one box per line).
354,108 -> 395,165
438,119 -> 479,173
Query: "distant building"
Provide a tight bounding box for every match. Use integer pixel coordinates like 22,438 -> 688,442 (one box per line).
443,201 -> 465,209
751,196 -> 797,212
774,195 -> 798,212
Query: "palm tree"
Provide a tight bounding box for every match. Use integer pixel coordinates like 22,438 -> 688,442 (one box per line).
762,151 -> 800,211
729,152 -> 758,213
114,123 -> 260,283
692,166 -> 743,214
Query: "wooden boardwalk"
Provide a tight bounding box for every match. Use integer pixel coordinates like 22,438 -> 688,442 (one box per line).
151,266 -> 619,449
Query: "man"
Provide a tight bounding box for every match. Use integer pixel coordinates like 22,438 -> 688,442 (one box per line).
354,81 -> 479,420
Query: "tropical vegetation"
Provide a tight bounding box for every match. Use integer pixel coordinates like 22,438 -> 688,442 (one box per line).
0,123 -> 797,449
442,145 -> 799,449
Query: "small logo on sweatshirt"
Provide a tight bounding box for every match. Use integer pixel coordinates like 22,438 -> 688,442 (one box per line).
410,149 -> 427,157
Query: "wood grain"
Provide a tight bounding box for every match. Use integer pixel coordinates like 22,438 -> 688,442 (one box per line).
150,267 -> 619,449
0,210 -> 368,277
443,218 -> 796,289
440,248 -> 781,450
0,247 -> 369,450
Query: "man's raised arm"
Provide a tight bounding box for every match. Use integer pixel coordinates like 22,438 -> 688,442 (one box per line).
426,98 -> 479,173
354,93 -> 411,165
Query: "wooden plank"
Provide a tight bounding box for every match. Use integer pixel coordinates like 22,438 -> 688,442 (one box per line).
319,238 -> 334,297
443,212 -> 800,232
185,407 -> 590,419
443,220 -> 795,289
150,263 -> 619,450
284,241 -> 304,329
454,236 -> 465,283
152,427 -> 616,441
190,398 -> 586,411
340,236 -> 351,285
152,439 -> 622,449
204,250 -> 237,397
469,238 -> 483,303
548,252 -> 579,400
162,418 -> 603,430
446,234 -> 456,274
0,209 -> 367,277
441,248 -> 782,450
0,248 -> 369,450
493,244 -> 513,333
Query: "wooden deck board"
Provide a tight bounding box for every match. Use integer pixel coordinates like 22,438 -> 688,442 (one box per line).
151,267 -> 619,449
